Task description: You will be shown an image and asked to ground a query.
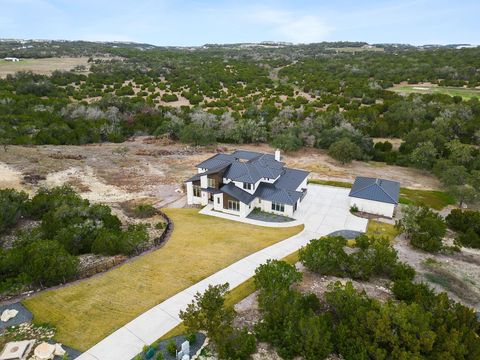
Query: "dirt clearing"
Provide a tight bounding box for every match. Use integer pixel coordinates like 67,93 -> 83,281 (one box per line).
0,57 -> 92,77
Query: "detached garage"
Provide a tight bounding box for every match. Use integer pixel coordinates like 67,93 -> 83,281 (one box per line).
348,177 -> 400,218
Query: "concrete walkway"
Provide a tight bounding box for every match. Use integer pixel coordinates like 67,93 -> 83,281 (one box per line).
77,185 -> 368,360
199,204 -> 303,228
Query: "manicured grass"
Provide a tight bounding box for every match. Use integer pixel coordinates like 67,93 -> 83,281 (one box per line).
366,220 -> 398,242
308,178 -> 455,210
23,208 -> 303,351
399,188 -> 455,210
389,84 -> 480,100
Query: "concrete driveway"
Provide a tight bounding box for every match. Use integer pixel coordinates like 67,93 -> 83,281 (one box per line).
294,184 -> 368,237
77,184 -> 367,360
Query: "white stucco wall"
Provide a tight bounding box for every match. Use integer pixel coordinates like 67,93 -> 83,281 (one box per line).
256,199 -> 294,217
186,182 -> 203,205
200,191 -> 209,205
296,178 -> 308,192
200,175 -> 208,188
213,193 -> 223,211
350,197 -> 395,218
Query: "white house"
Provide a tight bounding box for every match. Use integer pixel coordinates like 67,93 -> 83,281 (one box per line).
185,150 -> 309,218
348,177 -> 400,218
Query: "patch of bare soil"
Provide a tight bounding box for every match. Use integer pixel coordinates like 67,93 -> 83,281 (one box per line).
295,264 -> 393,303
0,162 -> 25,191
281,147 -> 440,190
394,235 -> 480,310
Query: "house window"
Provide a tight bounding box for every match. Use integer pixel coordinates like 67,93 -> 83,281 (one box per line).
271,202 -> 285,212
243,182 -> 252,190
228,200 -> 240,211
193,185 -> 201,197
217,197 -> 220,204
208,178 -> 216,188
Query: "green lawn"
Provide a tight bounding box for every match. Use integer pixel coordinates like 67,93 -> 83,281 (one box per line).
307,179 -> 352,188
399,188 -> 455,210
389,84 -> 480,100
308,178 -> 455,210
23,208 -> 303,351
366,220 -> 398,242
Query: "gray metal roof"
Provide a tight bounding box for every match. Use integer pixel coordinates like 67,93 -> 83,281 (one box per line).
189,150 -> 311,206
231,150 -> 264,160
254,183 -> 303,206
186,164 -> 229,182
195,153 -> 235,169
223,161 -> 262,184
349,177 -> 400,204
186,173 -> 202,182
274,168 -> 309,191
220,182 -> 255,204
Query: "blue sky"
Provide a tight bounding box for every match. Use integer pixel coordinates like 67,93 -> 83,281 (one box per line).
1,0 -> 479,46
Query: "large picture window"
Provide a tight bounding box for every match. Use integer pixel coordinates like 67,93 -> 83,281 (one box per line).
228,200 -> 240,211
208,178 -> 216,188
193,185 -> 201,197
271,202 -> 285,212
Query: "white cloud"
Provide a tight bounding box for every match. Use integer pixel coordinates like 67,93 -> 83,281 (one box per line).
244,6 -> 332,43
276,15 -> 331,43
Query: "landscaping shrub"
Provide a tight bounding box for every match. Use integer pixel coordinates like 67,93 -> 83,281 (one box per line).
133,204 -> 157,218
185,333 -> 196,344
166,340 -> 177,356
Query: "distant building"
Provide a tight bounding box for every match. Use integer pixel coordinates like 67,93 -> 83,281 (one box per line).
4,57 -> 20,62
348,177 -> 400,218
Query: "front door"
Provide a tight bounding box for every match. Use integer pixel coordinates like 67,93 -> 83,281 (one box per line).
209,193 -> 214,202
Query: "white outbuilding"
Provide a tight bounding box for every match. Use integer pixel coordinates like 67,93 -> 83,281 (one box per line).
348,177 -> 400,218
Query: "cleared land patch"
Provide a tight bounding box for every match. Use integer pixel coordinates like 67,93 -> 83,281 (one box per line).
389,84 -> 480,99
0,57 -> 90,77
23,208 -> 303,351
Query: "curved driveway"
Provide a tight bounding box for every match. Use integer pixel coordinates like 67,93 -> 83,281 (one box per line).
78,185 -> 368,360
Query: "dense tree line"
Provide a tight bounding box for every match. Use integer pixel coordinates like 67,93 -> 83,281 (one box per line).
0,186 -> 148,294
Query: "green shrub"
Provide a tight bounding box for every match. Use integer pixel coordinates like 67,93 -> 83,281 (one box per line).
161,93 -> 179,102
0,188 -> 29,234
166,340 -> 177,356
391,262 -> 416,281
299,236 -> 349,277
155,222 -> 166,230
218,328 -> 256,360
133,204 -> 157,218
23,240 -> 78,286
185,333 -> 196,344
397,206 -> 447,252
